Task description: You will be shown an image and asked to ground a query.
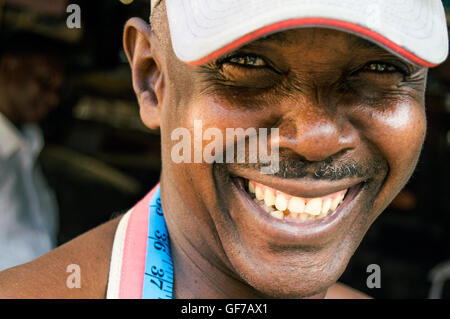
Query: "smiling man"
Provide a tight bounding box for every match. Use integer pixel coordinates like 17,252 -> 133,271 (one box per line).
0,0 -> 448,299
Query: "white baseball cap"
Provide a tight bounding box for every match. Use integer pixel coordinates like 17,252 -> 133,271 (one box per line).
150,0 -> 449,68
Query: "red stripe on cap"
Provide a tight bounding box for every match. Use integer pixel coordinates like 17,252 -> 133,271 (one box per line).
186,17 -> 436,68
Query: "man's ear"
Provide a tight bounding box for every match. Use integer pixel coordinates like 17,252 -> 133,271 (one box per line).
123,17 -> 163,130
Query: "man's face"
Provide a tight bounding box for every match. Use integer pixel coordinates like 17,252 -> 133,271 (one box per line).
0,54 -> 64,125
150,27 -> 427,297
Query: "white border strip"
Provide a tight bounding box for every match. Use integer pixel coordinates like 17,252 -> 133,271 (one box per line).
106,209 -> 133,299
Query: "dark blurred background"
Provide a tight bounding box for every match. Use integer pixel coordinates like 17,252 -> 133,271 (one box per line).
0,0 -> 449,299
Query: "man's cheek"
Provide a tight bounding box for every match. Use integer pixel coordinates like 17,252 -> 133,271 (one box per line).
362,102 -> 426,210
374,102 -> 426,172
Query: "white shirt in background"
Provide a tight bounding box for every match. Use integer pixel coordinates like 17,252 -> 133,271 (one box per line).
0,112 -> 58,270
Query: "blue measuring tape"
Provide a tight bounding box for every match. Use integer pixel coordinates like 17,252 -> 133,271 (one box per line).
142,186 -> 174,299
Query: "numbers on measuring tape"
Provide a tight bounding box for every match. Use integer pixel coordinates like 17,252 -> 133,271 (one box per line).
151,265 -> 165,278
155,229 -> 167,242
145,263 -> 173,292
154,240 -> 166,252
151,277 -> 163,290
154,198 -> 163,216
143,186 -> 174,299
149,228 -> 170,254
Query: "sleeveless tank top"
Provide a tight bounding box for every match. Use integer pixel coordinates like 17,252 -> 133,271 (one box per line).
106,184 -> 328,299
106,185 -> 163,298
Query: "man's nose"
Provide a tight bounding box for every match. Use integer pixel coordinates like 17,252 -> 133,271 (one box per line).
277,102 -> 359,162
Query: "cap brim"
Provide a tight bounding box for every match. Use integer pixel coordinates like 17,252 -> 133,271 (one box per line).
165,0 -> 449,67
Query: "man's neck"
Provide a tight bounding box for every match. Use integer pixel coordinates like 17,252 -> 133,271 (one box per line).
169,233 -> 266,298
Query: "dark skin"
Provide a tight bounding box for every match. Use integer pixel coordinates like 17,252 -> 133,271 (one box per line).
0,8 -> 427,298
0,54 -> 63,126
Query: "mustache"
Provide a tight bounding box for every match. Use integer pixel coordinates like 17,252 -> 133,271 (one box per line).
228,155 -> 386,181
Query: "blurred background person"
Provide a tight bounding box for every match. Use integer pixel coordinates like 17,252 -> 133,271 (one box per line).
0,33 -> 64,270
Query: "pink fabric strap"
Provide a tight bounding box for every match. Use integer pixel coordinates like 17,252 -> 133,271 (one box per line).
118,184 -> 159,298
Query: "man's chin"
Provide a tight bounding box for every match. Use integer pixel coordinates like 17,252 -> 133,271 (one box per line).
225,244 -> 350,298
210,174 -> 382,298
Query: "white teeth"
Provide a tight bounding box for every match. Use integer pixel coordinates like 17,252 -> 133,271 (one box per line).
275,194 -> 288,212
249,181 -> 255,194
255,185 -> 264,201
288,197 -> 305,214
264,188 -> 276,207
330,193 -> 343,211
248,180 -> 348,222
304,198 -> 322,215
258,200 -> 274,213
270,210 -> 284,220
322,198 -> 332,215
265,204 -> 275,213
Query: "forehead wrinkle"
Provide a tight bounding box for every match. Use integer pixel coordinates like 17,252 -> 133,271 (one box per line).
243,28 -> 349,48
349,36 -> 383,50
252,30 -> 299,46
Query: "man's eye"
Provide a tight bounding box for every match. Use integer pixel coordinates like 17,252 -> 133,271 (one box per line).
225,55 -> 267,67
363,62 -> 399,73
